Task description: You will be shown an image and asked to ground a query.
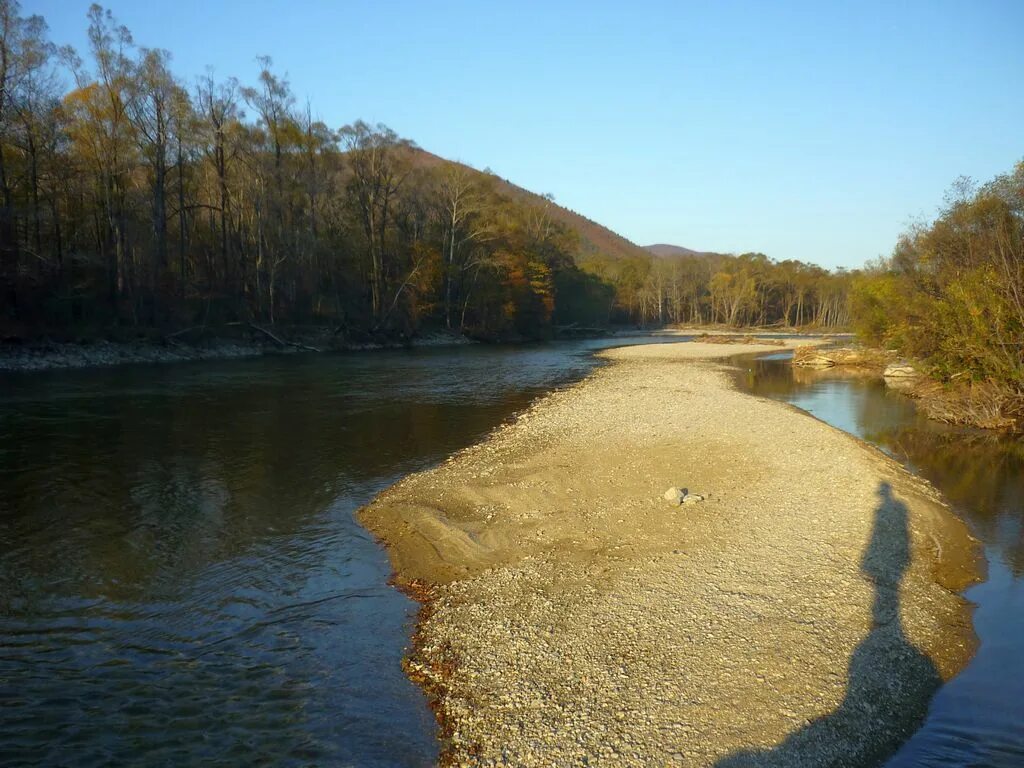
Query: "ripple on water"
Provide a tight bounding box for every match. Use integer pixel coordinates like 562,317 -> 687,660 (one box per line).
2,340 -> 673,766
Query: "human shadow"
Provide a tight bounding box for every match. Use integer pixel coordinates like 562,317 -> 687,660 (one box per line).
715,481 -> 942,768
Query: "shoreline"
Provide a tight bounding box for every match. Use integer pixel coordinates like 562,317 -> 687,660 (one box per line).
0,330 -> 478,374
359,340 -> 980,766
0,326 -> 830,375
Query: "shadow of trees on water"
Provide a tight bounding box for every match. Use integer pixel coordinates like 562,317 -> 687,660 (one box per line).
716,482 -> 941,768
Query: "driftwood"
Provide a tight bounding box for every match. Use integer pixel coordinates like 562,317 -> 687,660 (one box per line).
165,320 -> 242,341
165,325 -> 209,340
248,323 -> 322,353
695,333 -> 785,347
792,346 -> 890,369
164,322 -> 322,353
792,346 -> 837,368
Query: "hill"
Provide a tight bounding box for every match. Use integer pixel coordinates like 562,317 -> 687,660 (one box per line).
643,243 -> 714,258
409,149 -> 652,262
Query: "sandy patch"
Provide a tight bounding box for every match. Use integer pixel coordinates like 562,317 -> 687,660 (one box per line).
360,341 -> 979,766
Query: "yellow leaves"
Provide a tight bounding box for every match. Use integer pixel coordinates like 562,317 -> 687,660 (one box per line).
62,80 -> 138,171
62,83 -> 101,110
527,260 -> 552,295
709,271 -> 732,292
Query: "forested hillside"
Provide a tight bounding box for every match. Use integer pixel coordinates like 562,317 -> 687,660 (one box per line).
0,2 -> 854,342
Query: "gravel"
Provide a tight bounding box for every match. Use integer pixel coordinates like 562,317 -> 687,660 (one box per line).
360,341 -> 980,767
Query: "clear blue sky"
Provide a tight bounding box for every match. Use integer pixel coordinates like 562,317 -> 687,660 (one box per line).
29,0 -> 1024,269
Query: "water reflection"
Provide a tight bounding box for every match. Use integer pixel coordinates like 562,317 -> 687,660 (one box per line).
0,338 -> 669,767
739,355 -> 1024,767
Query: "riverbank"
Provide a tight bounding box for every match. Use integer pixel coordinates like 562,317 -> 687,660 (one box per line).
0,325 -> 821,375
792,345 -> 1023,432
359,340 -> 980,766
0,328 -> 477,373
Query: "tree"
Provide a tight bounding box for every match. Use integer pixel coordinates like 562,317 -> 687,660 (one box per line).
0,0 -> 59,312
433,164 -> 493,329
0,1 -> 860,346
852,161 -> 1024,385
81,3 -> 135,314
242,57 -> 296,322
339,120 -> 410,325
195,72 -> 240,297
125,46 -> 188,317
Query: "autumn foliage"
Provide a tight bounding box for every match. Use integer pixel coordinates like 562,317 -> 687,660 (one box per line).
0,2 -> 859,342
852,162 -> 1024,387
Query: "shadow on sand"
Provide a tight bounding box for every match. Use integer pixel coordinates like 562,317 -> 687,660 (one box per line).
716,482 -> 941,768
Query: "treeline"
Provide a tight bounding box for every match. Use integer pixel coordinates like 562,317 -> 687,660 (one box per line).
852,161 -> 1024,386
0,1 -> 853,343
586,251 -> 852,328
0,2 -> 615,341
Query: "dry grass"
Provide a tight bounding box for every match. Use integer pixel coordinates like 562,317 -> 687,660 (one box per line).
910,380 -> 1024,431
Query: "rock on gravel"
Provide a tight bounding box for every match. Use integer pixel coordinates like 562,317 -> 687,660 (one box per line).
663,487 -> 685,505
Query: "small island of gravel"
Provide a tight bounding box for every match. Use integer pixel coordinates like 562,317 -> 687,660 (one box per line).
359,340 -> 980,767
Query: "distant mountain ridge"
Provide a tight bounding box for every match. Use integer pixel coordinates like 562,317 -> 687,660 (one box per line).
643,243 -> 716,258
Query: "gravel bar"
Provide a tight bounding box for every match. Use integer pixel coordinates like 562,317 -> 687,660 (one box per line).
359,340 -> 980,767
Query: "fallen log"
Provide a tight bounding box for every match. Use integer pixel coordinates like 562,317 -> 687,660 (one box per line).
249,323 -> 323,353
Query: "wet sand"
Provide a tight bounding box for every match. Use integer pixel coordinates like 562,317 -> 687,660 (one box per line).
359,340 -> 980,766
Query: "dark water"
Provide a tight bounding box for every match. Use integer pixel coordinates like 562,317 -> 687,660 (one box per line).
0,336 -> 675,767
738,354 -> 1024,768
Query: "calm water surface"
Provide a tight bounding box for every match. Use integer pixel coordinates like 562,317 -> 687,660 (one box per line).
0,336 -> 672,767
739,354 -> 1024,768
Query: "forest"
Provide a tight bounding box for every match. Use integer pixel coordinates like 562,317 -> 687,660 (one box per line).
0,2 -> 856,343
584,250 -> 852,329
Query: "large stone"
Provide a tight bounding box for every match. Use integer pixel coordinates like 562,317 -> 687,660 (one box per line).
663,487 -> 684,506
884,363 -> 922,391
883,363 -> 920,379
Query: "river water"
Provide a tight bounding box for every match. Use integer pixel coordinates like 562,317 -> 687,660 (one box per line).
0,336 -> 674,767
1,340 -> 1020,766
738,353 -> 1024,768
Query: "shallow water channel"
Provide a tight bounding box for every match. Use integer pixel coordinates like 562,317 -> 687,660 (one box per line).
737,353 -> 1024,768
0,336 -> 676,767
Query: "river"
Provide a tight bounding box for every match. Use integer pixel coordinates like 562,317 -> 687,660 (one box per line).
0,336 -> 673,767
1,340 -> 1020,766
